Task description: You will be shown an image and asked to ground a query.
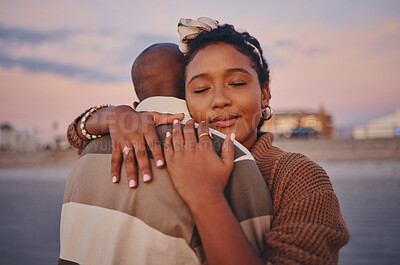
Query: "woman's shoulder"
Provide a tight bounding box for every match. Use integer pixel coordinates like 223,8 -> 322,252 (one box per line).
252,132 -> 333,193
252,132 -> 327,176
250,132 -> 312,171
274,151 -> 331,187
251,132 -> 287,160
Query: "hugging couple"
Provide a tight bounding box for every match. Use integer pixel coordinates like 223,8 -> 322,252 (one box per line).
59,17 -> 349,265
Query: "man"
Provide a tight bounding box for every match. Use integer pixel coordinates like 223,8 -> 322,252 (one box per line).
59,43 -> 272,265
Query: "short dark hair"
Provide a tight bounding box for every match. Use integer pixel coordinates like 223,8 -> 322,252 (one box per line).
182,24 -> 270,96
132,43 -> 184,100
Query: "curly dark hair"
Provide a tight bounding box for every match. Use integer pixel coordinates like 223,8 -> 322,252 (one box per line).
181,24 -> 270,98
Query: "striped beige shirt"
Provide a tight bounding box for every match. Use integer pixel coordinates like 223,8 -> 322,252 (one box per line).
59,98 -> 272,265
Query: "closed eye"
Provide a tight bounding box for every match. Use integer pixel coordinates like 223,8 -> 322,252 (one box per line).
229,82 -> 247,87
194,87 -> 210,93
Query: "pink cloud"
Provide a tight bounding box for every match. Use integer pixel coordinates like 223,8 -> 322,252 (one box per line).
0,67 -> 136,140
260,19 -> 400,126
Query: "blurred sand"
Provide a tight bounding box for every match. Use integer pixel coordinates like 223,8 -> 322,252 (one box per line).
1,137 -> 399,168
273,137 -> 400,161
0,148 -> 78,168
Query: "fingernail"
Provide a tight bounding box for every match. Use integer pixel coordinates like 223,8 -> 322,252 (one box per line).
230,133 -> 235,141
129,179 -> 136,188
112,176 -> 118,183
173,119 -> 179,124
143,174 -> 151,182
156,160 -> 163,167
166,131 -> 171,137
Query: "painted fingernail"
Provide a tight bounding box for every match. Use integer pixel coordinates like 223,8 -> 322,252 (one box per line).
129,179 -> 136,188
143,174 -> 151,182
112,176 -> 118,183
166,131 -> 171,137
173,119 -> 179,124
230,133 -> 236,141
156,160 -> 163,167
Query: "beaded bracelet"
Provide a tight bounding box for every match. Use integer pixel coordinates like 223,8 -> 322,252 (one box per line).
80,104 -> 114,140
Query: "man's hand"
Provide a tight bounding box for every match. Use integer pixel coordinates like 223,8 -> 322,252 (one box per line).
108,105 -> 184,188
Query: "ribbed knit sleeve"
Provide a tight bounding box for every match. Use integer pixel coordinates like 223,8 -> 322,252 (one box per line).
250,133 -> 350,265
66,107 -> 93,154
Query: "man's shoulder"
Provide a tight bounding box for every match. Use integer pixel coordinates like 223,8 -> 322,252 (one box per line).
80,135 -> 112,156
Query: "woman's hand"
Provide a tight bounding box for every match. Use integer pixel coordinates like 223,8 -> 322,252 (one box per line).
164,120 -> 264,265
164,119 -> 235,209
107,105 -> 184,188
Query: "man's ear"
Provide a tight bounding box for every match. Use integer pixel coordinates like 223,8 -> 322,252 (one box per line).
261,83 -> 270,109
133,101 -> 139,109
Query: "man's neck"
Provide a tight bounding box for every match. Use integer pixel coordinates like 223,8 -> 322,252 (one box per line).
135,96 -> 191,120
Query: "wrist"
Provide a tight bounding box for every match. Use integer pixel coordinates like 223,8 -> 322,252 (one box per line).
187,188 -> 227,217
105,105 -> 135,131
79,104 -> 114,139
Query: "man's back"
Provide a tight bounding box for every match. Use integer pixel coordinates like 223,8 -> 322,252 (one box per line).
59,125 -> 272,265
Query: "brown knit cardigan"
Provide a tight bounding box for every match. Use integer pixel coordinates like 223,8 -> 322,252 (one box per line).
67,119 -> 350,264
250,132 -> 350,264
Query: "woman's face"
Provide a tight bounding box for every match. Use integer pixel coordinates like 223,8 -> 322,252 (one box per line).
185,43 -> 269,149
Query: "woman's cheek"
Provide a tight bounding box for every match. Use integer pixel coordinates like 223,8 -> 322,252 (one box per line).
252,112 -> 262,127
187,104 -> 203,123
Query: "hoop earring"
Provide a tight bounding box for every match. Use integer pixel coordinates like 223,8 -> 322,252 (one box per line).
262,106 -> 273,121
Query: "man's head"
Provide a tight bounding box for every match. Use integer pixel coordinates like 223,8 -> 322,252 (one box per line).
132,43 -> 184,102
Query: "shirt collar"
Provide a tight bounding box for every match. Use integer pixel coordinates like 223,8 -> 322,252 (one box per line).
135,96 -> 191,121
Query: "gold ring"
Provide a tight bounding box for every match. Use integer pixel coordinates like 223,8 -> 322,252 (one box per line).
198,131 -> 213,139
123,146 -> 132,155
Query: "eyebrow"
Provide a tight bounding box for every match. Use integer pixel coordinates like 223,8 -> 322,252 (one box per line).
188,73 -> 208,85
188,68 -> 252,85
226,68 -> 251,75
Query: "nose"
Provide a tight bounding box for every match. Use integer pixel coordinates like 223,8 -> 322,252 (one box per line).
212,84 -> 231,110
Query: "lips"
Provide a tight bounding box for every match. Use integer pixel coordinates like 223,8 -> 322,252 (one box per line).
209,114 -> 240,128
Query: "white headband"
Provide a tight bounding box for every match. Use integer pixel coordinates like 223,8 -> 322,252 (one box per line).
177,17 -> 219,55
177,17 -> 263,66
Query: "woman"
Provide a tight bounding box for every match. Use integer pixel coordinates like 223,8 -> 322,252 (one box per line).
67,20 -> 349,264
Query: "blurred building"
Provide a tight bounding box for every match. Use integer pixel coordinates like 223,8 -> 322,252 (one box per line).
260,105 -> 334,138
0,123 -> 37,151
352,108 -> 400,139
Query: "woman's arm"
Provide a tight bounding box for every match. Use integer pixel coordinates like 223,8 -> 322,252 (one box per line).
189,193 -> 264,265
67,105 -> 184,187
164,120 -> 264,265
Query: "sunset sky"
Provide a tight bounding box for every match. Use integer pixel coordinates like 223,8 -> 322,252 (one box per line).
1,0 -> 399,140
